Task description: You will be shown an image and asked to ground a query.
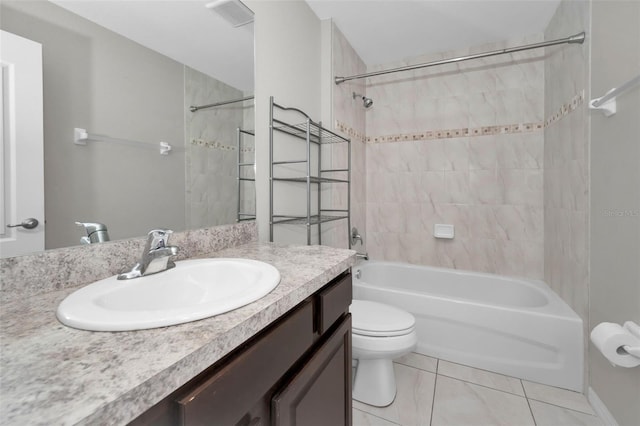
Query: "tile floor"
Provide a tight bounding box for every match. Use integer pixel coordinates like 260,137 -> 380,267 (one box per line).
352,353 -> 603,426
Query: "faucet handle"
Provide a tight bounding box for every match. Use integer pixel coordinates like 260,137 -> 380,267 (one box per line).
146,229 -> 173,250
118,229 -> 177,280
351,227 -> 363,246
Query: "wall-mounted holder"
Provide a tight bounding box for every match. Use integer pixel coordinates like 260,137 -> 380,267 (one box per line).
74,127 -> 175,155
591,320 -> 640,368
434,224 -> 454,239
74,127 -> 89,145
159,142 -> 172,155
589,89 -> 617,117
589,74 -> 640,117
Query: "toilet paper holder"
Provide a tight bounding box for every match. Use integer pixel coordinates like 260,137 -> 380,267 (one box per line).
591,320 -> 640,368
622,321 -> 640,359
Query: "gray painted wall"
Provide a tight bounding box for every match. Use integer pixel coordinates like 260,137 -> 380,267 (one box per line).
589,1 -> 640,425
1,1 -> 186,249
246,0 -> 323,243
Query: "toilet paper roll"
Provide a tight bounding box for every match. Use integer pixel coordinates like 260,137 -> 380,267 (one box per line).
590,322 -> 640,368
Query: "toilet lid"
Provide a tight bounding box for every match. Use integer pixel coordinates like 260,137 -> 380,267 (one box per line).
350,300 -> 415,337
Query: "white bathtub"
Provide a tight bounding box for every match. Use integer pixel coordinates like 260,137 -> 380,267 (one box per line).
353,261 -> 583,392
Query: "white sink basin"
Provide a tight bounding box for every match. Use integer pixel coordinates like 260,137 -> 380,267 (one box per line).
56,258 -> 281,331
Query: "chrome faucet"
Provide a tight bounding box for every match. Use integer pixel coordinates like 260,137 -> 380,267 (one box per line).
351,227 -> 363,246
76,221 -> 110,244
118,229 -> 179,280
356,252 -> 369,260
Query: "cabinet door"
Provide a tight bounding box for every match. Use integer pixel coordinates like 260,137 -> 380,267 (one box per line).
176,301 -> 314,426
271,315 -> 352,426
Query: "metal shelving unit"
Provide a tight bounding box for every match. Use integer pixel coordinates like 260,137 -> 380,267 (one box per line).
237,127 -> 255,222
269,96 -> 351,247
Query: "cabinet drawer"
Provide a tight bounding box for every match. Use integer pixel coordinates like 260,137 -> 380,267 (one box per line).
177,300 -> 315,426
317,273 -> 352,334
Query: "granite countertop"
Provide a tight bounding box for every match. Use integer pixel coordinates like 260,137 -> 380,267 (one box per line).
0,242 -> 356,425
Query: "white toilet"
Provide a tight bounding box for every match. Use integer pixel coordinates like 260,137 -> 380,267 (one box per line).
350,300 -> 417,407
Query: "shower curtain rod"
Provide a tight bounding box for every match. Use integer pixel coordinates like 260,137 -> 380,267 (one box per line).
334,32 -> 585,85
190,95 -> 254,112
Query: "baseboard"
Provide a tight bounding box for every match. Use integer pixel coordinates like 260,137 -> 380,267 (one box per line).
588,387 -> 619,426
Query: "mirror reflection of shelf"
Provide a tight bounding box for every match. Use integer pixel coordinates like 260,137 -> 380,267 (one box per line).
272,176 -> 348,184
237,127 -> 256,223
73,127 -> 181,155
272,214 -> 349,226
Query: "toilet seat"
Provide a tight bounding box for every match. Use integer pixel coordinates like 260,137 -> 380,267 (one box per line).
350,300 -> 415,337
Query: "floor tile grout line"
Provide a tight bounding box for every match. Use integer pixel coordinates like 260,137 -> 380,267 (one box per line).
425,355 -> 594,413
433,355 -> 589,402
526,397 -> 598,417
436,372 -> 529,399
393,360 -> 437,375
352,407 -> 401,426
351,402 -> 394,425
521,378 -> 595,415
373,355 -> 599,423
524,380 -> 539,426
519,378 -> 527,398
439,357 -> 533,382
429,359 -> 439,426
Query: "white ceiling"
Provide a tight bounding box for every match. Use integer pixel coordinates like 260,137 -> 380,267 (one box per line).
306,0 -> 561,66
50,0 -> 255,91
49,1 -> 561,93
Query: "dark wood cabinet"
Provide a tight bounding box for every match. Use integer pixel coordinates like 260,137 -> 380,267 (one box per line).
130,271 -> 352,426
272,316 -> 352,426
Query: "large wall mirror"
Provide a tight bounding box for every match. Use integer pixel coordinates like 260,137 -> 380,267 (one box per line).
0,0 -> 255,255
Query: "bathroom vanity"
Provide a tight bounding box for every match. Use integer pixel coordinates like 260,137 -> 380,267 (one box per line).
0,240 -> 356,425
131,271 -> 353,425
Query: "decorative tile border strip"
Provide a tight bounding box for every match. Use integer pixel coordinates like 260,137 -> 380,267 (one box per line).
334,121 -> 366,143
335,120 -> 544,144
545,90 -> 585,128
190,138 -> 254,152
335,90 -> 585,144
363,122 -> 544,144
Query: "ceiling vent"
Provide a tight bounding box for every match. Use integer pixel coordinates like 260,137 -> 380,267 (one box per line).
206,0 -> 254,28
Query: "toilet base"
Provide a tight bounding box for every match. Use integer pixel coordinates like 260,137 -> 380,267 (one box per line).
352,358 -> 396,407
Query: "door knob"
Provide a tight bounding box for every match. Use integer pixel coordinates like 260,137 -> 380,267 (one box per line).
6,218 -> 39,229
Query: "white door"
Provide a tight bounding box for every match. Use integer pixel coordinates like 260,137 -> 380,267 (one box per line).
0,30 -> 44,258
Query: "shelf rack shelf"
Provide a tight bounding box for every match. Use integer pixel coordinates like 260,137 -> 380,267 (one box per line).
272,176 -> 349,184
272,120 -> 352,145
237,128 -> 255,223
269,96 -> 351,247
271,214 -> 349,226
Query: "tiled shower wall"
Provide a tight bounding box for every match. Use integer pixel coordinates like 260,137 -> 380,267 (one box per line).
185,67 -> 249,228
543,0 -> 591,379
362,36 -> 546,279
